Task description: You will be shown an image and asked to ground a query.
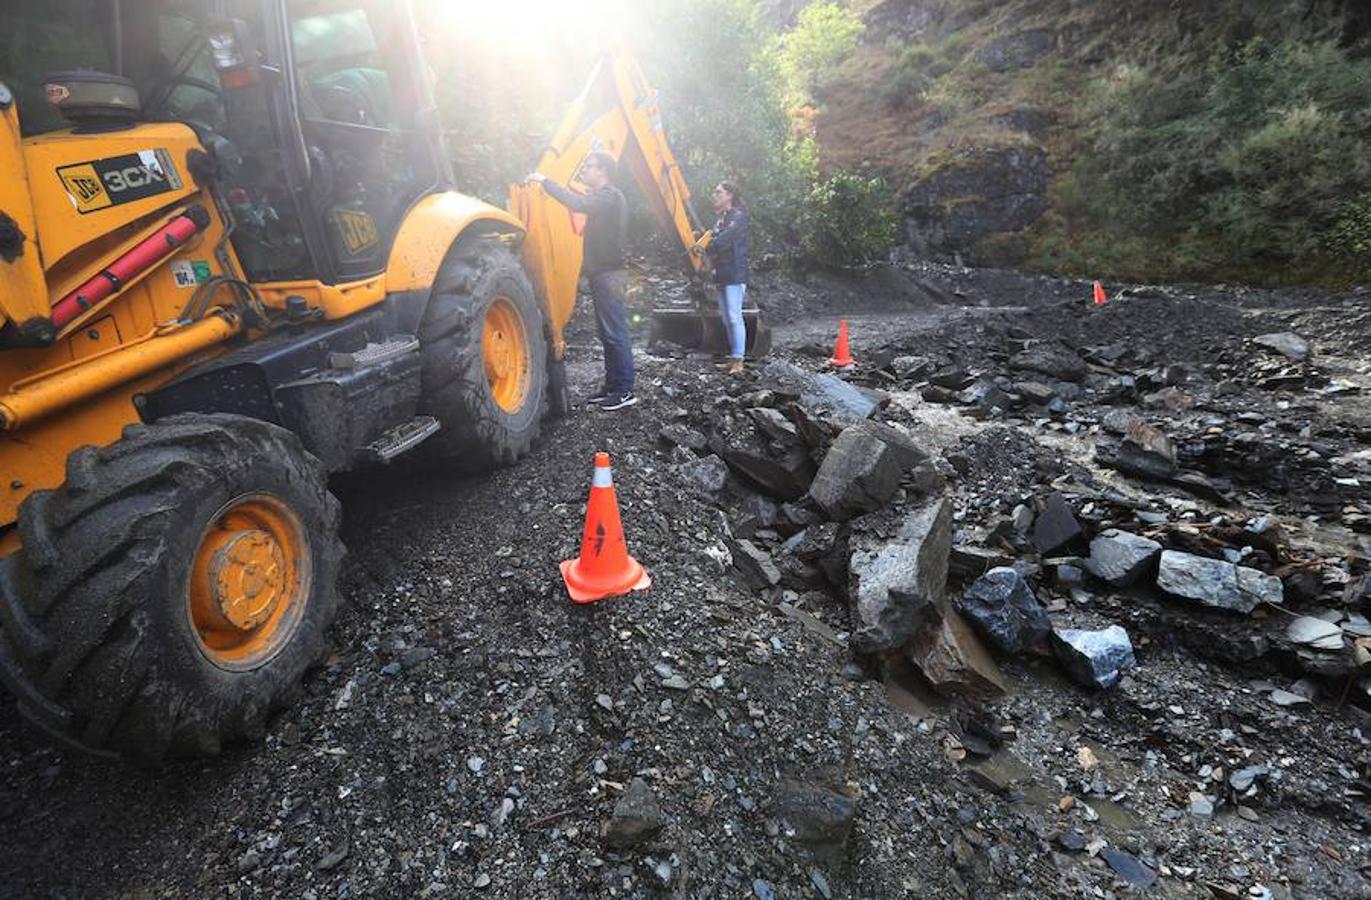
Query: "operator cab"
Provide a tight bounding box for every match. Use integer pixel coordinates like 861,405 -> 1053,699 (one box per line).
0,0 -> 447,285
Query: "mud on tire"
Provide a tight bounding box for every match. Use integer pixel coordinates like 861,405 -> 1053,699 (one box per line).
1,414 -> 343,763
418,239 -> 548,470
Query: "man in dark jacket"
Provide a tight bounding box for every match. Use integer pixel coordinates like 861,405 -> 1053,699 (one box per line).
527,152 -> 636,410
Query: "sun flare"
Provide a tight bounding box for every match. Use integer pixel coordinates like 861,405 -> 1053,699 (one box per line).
431,0 -> 628,47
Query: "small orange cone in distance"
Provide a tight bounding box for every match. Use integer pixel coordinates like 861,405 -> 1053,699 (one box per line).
1093,281 -> 1108,306
829,320 -> 854,367
560,452 -> 651,604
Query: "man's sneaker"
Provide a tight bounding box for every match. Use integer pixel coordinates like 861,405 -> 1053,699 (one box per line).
586,388 -> 611,405
599,391 -> 638,411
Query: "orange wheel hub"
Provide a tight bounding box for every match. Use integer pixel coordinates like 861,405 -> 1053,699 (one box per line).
482,297 -> 530,414
188,494 -> 310,670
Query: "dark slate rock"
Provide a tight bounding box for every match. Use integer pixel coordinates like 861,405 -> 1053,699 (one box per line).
1101,848 -> 1157,888
1087,529 -> 1162,587
1156,550 -> 1284,614
679,454 -> 729,493
1009,344 -> 1087,382
605,778 -> 665,849
1050,625 -> 1136,689
955,567 -> 1051,654
731,539 -> 782,591
808,427 -> 901,521
1031,492 -> 1082,555
848,499 -> 952,652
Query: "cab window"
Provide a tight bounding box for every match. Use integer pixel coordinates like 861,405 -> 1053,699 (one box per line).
289,0 -> 438,277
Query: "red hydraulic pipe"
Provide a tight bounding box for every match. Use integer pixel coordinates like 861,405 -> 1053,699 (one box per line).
51,205 -> 212,329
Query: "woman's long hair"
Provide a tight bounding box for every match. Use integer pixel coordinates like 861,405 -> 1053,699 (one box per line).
718,180 -> 744,210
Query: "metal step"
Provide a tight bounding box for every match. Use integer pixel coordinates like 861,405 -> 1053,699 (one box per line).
364,415 -> 441,464
329,335 -> 420,370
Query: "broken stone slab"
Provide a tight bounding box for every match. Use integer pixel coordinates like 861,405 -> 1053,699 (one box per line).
1156,550 -> 1284,614
730,538 -> 782,591
775,780 -> 858,853
807,427 -> 902,521
1100,408 -> 1142,435
786,403 -> 833,453
1110,419 -> 1179,481
950,545 -> 1015,579
1286,616 -> 1344,651
710,410 -> 817,500
605,778 -> 665,849
679,454 -> 729,493
908,607 -> 1009,698
658,423 -> 708,453
1253,332 -> 1311,362
847,499 -> 952,652
844,419 -> 930,473
955,567 -> 1051,655
758,359 -> 879,423
1051,625 -> 1136,689
1087,529 -> 1162,587
1009,344 -> 1087,382
1101,848 -> 1157,888
748,407 -> 802,446
1031,492 -> 1082,555
1014,381 -> 1057,405
891,355 -> 934,379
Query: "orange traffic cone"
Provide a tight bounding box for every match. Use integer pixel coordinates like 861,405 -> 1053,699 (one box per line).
829,320 -> 854,367
1093,281 -> 1108,306
560,452 -> 651,604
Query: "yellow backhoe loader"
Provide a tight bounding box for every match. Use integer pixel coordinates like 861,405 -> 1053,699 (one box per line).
0,0 -> 763,762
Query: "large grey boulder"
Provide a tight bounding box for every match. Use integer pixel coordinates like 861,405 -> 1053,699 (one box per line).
710,412 -> 816,501
1051,625 -> 1136,689
1087,530 -> 1162,587
955,567 -> 1051,654
808,427 -> 902,521
846,419 -> 930,473
1156,550 -> 1284,613
847,498 -> 952,653
758,359 -> 880,423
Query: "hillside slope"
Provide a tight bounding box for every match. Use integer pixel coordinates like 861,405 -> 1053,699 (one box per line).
812,0 -> 1371,285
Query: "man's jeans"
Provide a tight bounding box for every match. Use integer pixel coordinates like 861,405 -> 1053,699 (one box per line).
717,283 -> 747,359
589,270 -> 634,394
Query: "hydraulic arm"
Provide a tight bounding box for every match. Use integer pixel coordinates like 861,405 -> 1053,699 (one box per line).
509,49 -> 710,358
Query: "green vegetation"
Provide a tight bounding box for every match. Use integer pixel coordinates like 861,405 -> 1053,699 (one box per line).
1083,39 -> 1371,282
799,172 -> 899,268
879,35 -> 967,108
772,2 -> 866,100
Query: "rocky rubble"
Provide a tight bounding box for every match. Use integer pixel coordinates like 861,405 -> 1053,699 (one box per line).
3,264 -> 1371,899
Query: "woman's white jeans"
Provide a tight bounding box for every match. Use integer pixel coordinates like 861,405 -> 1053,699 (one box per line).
717,283 -> 747,359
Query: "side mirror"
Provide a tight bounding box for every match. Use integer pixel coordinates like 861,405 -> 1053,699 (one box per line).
207,19 -> 262,89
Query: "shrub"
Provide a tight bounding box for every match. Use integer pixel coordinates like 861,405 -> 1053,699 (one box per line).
800,172 -> 899,268
1087,38 -> 1371,276
773,2 -> 866,99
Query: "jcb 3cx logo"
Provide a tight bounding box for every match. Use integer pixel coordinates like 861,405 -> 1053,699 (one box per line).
57,150 -> 182,214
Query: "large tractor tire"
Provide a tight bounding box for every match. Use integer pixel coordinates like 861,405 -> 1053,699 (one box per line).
418,239 -> 548,470
1,414 -> 342,763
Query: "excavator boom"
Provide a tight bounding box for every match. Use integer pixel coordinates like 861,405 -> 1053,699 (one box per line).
509,49 -> 769,359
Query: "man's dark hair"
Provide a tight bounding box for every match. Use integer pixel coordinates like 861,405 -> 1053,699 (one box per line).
583,151 -> 618,180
